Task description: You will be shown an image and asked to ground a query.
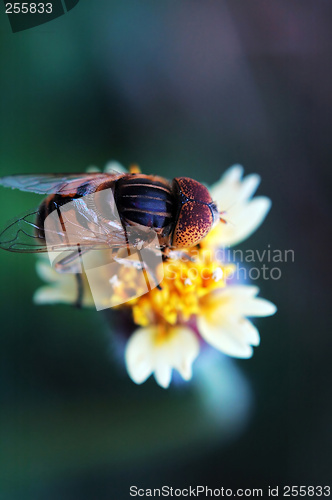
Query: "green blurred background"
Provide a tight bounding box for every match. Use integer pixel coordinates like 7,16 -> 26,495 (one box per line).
0,1 -> 331,498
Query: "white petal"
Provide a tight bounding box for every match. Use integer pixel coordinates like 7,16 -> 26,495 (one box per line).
128,360 -> 152,385
209,166 -> 271,247
124,326 -> 199,388
154,364 -> 172,388
125,328 -> 154,384
198,286 -> 276,359
218,197 -> 271,247
198,317 -> 253,358
177,359 -> 193,381
86,166 -> 100,173
210,165 -> 244,209
238,297 -> 277,317
35,261 -> 59,283
200,286 -> 259,321
207,286 -> 277,318
217,164 -> 244,186
169,326 -> 200,380
104,161 -> 127,174
214,173 -> 261,208
33,285 -> 77,304
235,174 -> 261,202
240,319 -> 260,346
219,285 -> 260,298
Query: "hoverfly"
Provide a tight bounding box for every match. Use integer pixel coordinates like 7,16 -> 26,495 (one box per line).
0,166 -> 220,304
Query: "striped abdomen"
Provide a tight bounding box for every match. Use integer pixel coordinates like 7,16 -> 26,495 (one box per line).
115,176 -> 174,230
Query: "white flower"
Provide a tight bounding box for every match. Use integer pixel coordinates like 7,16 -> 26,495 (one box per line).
197,285 -> 276,358
209,165 -> 272,247
125,325 -> 200,388
33,258 -> 94,307
33,162 -> 277,389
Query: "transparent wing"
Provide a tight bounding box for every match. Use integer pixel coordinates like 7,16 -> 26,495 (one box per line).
0,209 -> 52,253
0,196 -> 129,253
0,172 -> 123,195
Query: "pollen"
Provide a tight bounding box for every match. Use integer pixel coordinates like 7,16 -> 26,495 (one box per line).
212,267 -> 223,282
124,247 -> 235,328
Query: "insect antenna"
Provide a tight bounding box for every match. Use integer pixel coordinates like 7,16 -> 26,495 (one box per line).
219,211 -> 227,224
218,201 -> 239,226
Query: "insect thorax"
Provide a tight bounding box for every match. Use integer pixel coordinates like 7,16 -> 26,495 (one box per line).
115,176 -> 174,230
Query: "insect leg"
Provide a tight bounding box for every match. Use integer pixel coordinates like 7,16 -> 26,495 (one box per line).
75,273 -> 84,309
136,249 -> 163,291
54,246 -> 90,273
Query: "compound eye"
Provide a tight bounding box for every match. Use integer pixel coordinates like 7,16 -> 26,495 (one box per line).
171,201 -> 214,248
174,177 -> 213,204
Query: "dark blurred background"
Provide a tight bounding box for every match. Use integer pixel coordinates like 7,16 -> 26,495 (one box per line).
0,1 -> 331,498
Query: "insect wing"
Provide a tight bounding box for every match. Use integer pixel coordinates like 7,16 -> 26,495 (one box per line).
43,189 -> 127,255
0,190 -> 128,254
0,209 -> 51,253
0,172 -> 123,195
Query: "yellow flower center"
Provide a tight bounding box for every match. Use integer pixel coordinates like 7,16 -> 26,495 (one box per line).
121,247 -> 235,328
